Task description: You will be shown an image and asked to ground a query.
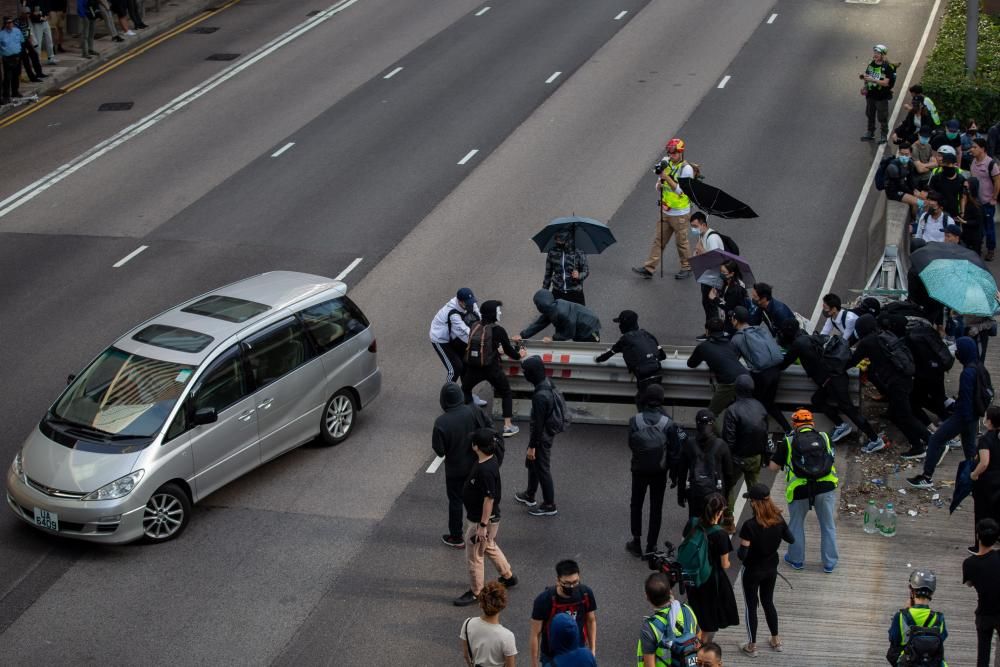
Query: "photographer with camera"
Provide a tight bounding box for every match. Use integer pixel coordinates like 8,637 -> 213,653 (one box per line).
636,571 -> 700,667
632,137 -> 695,280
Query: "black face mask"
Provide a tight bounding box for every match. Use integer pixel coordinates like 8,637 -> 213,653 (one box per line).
943,166 -> 957,177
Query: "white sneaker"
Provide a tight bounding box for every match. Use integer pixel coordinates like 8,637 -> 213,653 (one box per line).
473,394 -> 487,407
945,437 -> 961,450
831,423 -> 853,443
126,29 -> 136,36
862,437 -> 885,454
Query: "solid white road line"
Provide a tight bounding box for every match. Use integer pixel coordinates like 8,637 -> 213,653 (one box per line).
0,0 -> 362,220
113,245 -> 148,268
458,149 -> 479,165
426,456 -> 445,474
808,0 -> 942,330
335,257 -> 363,281
614,10 -> 627,20
474,6 -> 490,16
545,71 -> 562,84
767,13 -> 777,23
270,142 -> 295,157
717,75 -> 731,89
383,66 -> 403,79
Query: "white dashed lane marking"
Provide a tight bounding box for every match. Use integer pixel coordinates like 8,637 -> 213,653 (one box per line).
113,245 -> 148,268
458,149 -> 479,165
271,142 -> 295,157
383,66 -> 403,79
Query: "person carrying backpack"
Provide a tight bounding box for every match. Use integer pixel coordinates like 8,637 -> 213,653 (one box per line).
678,493 -> 739,644
886,570 -> 948,666
529,559 -> 598,667
461,300 -> 527,438
514,289 -> 601,344
687,317 -> 749,418
731,306 -> 792,433
595,309 -> 667,408
542,231 -> 590,306
899,315 -> 952,437
430,288 -> 482,386
768,409 -> 839,573
720,374 -> 769,533
626,384 -> 686,559
514,355 -> 565,517
676,410 -> 733,519
636,571 -> 700,667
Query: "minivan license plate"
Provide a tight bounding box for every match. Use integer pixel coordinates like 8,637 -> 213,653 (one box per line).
33,508 -> 59,531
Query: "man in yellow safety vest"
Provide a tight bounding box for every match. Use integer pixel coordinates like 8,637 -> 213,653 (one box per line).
633,138 -> 695,280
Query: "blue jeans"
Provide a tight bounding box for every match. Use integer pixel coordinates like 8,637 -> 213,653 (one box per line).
923,412 -> 979,478
983,203 -> 996,251
787,490 -> 838,570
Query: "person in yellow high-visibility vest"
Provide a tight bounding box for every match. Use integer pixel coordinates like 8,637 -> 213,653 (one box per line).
633,138 -> 694,280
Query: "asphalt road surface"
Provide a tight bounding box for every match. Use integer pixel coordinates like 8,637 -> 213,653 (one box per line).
0,0 -> 937,663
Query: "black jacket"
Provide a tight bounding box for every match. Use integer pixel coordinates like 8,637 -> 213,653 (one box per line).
628,408 -> 679,474
676,434 -> 733,505
850,317 -> 912,390
523,356 -> 556,448
595,327 -> 664,379
722,375 -> 769,459
779,330 -> 831,386
431,383 -> 481,478
687,333 -> 749,385
542,240 -> 589,293
520,289 -> 601,341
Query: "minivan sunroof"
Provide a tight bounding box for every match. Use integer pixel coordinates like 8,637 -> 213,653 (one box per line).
181,295 -> 271,323
132,325 -> 214,353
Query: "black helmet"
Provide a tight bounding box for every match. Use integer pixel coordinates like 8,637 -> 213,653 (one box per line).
908,569 -> 937,597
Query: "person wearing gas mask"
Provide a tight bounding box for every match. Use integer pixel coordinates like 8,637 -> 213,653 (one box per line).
542,231 -> 589,306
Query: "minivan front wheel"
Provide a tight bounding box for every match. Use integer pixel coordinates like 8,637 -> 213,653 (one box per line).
321,390 -> 356,446
141,483 -> 191,543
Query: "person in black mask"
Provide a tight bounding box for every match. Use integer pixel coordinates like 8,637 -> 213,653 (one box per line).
595,309 -> 667,408
514,355 -> 561,517
676,409 -> 733,520
705,260 -> 748,337
927,145 -> 966,218
542,231 -> 589,305
461,300 -> 527,438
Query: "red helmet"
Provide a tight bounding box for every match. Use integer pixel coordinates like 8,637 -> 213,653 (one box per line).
665,138 -> 686,153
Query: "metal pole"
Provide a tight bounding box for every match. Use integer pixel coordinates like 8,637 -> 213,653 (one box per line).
967,0 -> 979,77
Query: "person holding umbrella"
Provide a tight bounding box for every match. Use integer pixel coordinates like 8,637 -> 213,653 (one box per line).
633,137 -> 695,280
541,230 -> 589,306
706,260 -> 748,337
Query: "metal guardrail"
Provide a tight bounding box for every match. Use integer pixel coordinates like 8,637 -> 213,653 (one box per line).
496,341 -> 860,427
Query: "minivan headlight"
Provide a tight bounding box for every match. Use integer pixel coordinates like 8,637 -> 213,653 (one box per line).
83,470 -> 144,501
11,451 -> 25,482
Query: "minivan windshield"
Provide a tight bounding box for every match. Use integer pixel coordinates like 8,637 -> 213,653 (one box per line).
52,347 -> 195,438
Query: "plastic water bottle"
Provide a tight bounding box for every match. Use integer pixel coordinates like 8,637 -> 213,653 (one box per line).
888,465 -> 901,491
864,499 -> 878,534
880,502 -> 897,537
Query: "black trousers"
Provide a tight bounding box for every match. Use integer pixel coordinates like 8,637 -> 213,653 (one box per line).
630,471 -> 667,551
431,341 -> 464,383
462,363 -> 512,418
911,373 -> 950,426
445,475 -> 465,538
741,567 -> 779,643
552,288 -> 585,306
525,442 -> 554,505
700,283 -> 717,325
866,96 -> 889,134
752,366 -> 790,432
975,613 -> 1000,667
812,374 -> 878,440
20,44 -> 43,80
1,55 -> 20,99
972,478 -> 1000,545
884,380 -> 930,449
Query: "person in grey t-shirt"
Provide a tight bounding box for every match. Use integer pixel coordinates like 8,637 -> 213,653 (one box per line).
460,581 -> 517,667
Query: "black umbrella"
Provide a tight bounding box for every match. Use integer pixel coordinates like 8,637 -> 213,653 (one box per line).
679,179 -> 758,219
910,241 -> 988,273
950,458 -> 973,514
532,216 -> 617,254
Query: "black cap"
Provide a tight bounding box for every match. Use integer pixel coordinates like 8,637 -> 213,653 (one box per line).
613,309 -> 638,325
731,305 -> 750,323
695,409 -> 715,425
944,223 -> 962,237
743,483 -> 771,500
918,125 -> 933,137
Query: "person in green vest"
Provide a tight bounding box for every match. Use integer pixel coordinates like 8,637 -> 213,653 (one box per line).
633,138 -> 695,280
860,44 -> 896,144
636,572 -> 699,667
886,570 -> 948,666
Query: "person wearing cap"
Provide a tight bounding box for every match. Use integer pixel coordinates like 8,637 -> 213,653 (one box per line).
676,410 -> 733,519
886,570 -> 948,666
910,126 -> 938,189
860,44 -> 896,143
928,144 -> 966,218
687,317 -> 749,418
632,137 -> 694,280
514,289 -> 601,343
736,482 -> 793,657
914,192 -> 954,243
460,300 -> 526,438
429,288 -> 482,385
969,137 -> 1000,260
0,15 -> 24,104
768,409 -> 839,573
542,230 -> 589,306
595,310 -> 666,408
943,223 -> 962,245
932,118 -> 965,163
893,86 -> 941,145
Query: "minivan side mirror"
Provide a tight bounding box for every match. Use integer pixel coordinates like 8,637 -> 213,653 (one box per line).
192,407 -> 218,426
66,373 -> 76,385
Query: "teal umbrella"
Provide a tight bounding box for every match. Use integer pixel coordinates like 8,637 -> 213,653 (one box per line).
919,258 -> 1000,316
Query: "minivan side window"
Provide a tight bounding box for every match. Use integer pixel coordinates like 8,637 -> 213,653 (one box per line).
243,316 -> 313,389
165,344 -> 248,440
299,297 -> 369,354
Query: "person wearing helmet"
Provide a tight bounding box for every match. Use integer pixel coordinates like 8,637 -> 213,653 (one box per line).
768,409 -> 839,573
632,137 -> 695,280
860,44 -> 896,143
886,570 -> 948,666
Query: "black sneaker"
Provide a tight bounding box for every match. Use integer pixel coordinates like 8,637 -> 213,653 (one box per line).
626,539 -> 643,558
529,504 -> 558,517
498,574 -> 518,588
860,133 -> 875,141
968,545 -> 979,555
113,35 -> 125,42
642,547 -> 657,561
453,590 -> 477,606
674,269 -> 692,280
441,534 -> 464,549
907,474 -> 933,489
631,266 -> 653,279
900,446 -> 926,460
514,491 -> 537,507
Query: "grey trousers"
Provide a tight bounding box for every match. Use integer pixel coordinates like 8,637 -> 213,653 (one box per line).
79,17 -> 95,54
866,97 -> 889,135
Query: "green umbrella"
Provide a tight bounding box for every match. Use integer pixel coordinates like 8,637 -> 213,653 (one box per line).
919,258 -> 1000,316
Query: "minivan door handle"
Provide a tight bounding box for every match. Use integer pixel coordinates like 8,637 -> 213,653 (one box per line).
237,409 -> 255,422
257,398 -> 274,411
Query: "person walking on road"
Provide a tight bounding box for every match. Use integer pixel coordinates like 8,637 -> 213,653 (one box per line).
460,580 -> 518,667
886,570 -> 948,667
969,407 -> 1000,552
635,571 -> 700,667
529,559 -> 598,667
768,409 -> 839,573
461,299 -> 526,438
676,410 -> 733,520
691,212 -> 725,322
514,289 -> 601,344
595,309 -> 666,407
633,137 -> 694,280
731,306 -> 791,433
433,382 -> 483,548
548,612 -> 598,667
860,44 -> 896,144
681,493 -> 739,644
736,483 -> 793,658
454,429 -> 518,607
514,355 -> 561,517
721,375 -> 769,533
430,288 -> 482,385
687,317 -> 750,417
542,231 -> 589,306
963,518 -> 1000,667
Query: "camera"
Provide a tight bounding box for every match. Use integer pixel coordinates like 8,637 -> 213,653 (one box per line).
652,158 -> 670,176
647,541 -> 685,595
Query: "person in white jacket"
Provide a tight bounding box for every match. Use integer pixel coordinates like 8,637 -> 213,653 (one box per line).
429,287 -> 482,385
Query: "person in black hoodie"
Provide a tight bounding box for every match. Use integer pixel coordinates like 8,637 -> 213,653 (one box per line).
595,309 -> 666,407
687,317 -> 749,417
706,260 -> 748,336
514,355 -> 560,516
676,409 -> 733,519
433,382 -> 486,548
721,375 -> 769,533
850,314 -> 930,456
461,300 -> 527,438
514,289 -> 601,343
542,231 -> 589,305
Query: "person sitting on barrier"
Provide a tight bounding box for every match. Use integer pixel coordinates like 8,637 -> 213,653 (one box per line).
687,317 -> 749,418
513,289 -> 601,344
595,309 -> 666,407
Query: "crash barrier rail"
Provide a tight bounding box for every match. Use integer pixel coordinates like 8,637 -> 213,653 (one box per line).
496,341 -> 860,427
862,200 -> 912,298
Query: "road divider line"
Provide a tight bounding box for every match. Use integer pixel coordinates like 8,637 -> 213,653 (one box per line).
717,75 -> 731,89
113,245 -> 148,268
614,10 -> 627,20
767,13 -> 777,23
808,0 -> 942,330
383,66 -> 403,79
335,257 -> 363,281
458,149 -> 479,165
545,71 -> 562,84
474,6 -> 490,16
270,142 -> 295,157
426,456 -> 445,474
0,0 -> 362,220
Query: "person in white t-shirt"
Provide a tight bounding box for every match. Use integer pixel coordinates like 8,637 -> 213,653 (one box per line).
820,293 -> 859,344
914,192 -> 952,243
633,137 -> 695,280
460,580 -> 517,667
691,212 -> 726,322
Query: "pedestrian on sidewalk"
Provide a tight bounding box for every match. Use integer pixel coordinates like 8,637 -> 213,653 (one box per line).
676,410 -> 732,521
15,7 -> 45,82
690,212 -> 725,322
963,518 -> 1000,667
28,4 -> 55,64
514,289 -> 601,343
0,16 -> 24,103
433,382 -> 484,549
748,282 -> 796,339
542,230 -> 589,306
970,407 -> 1000,552
886,570 -> 948,666
77,0 -> 96,57
860,44 -> 896,144
47,0 -> 65,53
461,300 -> 526,438
681,493 -> 739,644
687,317 -> 749,417
529,560 -> 598,667
731,306 -> 791,433
636,571 -> 700,667
768,409 -> 839,573
908,336 -> 980,489
969,137 -> 999,260
720,375 -> 769,532
454,429 -> 517,607
594,309 -> 666,407
632,137 -> 694,280
736,483 -> 792,658
514,355 -> 561,517
95,0 -> 124,42
429,288 -> 481,384
460,581 -> 517,667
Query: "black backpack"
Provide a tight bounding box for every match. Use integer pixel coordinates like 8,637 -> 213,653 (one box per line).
622,330 -> 662,379
540,383 -> 571,434
877,331 -> 916,377
973,364 -> 995,418
898,610 -> 945,667
789,429 -> 833,481
905,321 -> 954,373
465,323 -> 496,368
629,413 -> 673,473
689,442 -> 723,498
809,334 -> 852,376
707,230 -> 740,256
874,155 -> 897,191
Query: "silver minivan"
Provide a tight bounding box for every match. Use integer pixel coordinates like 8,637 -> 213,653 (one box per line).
6,271 -> 381,544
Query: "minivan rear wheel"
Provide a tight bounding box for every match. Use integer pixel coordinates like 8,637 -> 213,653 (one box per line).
142,483 -> 191,543
320,390 -> 356,446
